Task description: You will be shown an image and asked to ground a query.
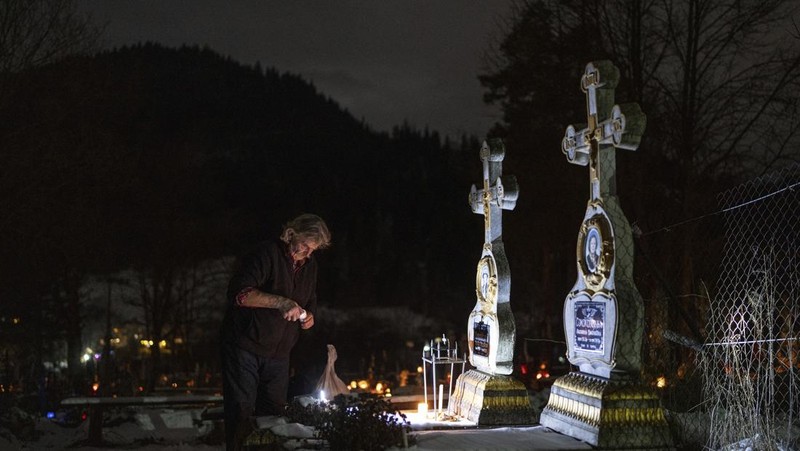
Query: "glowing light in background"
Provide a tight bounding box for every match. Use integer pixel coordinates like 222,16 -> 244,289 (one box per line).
535,362 -> 550,380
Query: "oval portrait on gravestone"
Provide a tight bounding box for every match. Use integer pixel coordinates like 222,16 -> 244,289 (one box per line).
475,254 -> 498,308
578,213 -> 614,291
584,227 -> 602,274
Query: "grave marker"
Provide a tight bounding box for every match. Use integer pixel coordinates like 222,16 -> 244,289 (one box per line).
447,139 -> 534,425
539,61 -> 673,449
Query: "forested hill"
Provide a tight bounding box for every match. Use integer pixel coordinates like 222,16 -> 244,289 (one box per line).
0,43 -> 482,323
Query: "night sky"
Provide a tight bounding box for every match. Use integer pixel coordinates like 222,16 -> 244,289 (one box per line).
78,0 -> 516,139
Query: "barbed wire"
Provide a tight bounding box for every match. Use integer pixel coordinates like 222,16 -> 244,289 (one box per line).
522,338 -> 567,345
637,180 -> 800,237
704,337 -> 798,347
643,293 -> 710,303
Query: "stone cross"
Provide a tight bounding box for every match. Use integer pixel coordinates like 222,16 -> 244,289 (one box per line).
557,60 -> 647,376
561,60 -> 645,202
540,61 -> 673,449
465,138 -> 518,375
448,139 -> 534,426
469,140 -> 519,247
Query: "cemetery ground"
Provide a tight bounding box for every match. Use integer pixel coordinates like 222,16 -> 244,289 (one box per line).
0,305 -> 588,450
2,388 -> 594,451
0,367 -> 718,451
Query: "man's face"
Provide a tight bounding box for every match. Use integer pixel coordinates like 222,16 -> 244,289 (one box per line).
289,234 -> 319,262
589,235 -> 597,253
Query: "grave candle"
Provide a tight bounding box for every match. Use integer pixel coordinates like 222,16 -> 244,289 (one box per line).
438,384 -> 444,415
417,402 -> 428,416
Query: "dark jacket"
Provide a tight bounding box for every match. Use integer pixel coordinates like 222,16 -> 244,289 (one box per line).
222,238 -> 318,359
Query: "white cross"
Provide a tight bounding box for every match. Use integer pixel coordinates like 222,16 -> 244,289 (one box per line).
561,61 -> 646,201
468,140 -> 518,245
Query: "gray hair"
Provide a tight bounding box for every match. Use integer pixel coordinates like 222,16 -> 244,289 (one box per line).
280,213 -> 331,249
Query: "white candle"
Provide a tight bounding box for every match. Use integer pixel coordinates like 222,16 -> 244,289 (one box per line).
417,402 -> 428,416
438,384 -> 444,415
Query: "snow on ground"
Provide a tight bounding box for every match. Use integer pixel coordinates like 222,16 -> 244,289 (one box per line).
6,407 -> 224,451
8,400 -> 592,451
404,426 -> 591,450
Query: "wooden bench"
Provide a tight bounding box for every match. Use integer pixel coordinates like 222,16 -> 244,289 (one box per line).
61,394 -> 223,444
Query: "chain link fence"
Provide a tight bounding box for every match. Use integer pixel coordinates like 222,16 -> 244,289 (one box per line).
699,165 -> 800,450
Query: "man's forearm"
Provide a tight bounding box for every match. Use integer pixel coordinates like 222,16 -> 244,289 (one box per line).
236,288 -> 297,312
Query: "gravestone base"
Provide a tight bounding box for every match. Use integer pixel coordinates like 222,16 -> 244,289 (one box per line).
540,372 -> 674,449
447,369 -> 535,425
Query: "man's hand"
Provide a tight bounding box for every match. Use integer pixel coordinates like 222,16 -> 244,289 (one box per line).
300,312 -> 314,329
282,304 -> 305,321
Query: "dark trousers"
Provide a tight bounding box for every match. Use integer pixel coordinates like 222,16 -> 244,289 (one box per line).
221,343 -> 290,451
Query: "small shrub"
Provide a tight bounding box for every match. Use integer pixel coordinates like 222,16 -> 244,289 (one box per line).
285,397 -> 330,429
287,393 -> 412,451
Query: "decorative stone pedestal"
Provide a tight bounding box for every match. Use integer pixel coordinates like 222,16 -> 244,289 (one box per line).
540,372 -> 673,449
447,369 -> 535,425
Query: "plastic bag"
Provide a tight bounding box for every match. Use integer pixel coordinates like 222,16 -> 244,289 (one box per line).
314,344 -> 349,398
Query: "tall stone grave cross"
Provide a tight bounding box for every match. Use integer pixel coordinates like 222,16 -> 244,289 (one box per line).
467,139 -> 517,375
539,61 -> 673,449
447,139 -> 534,425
